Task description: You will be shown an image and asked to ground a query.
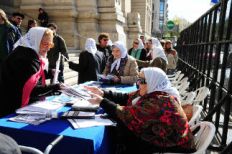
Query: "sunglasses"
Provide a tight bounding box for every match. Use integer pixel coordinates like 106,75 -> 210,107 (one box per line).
134,42 -> 139,45
136,77 -> 147,88
103,39 -> 109,41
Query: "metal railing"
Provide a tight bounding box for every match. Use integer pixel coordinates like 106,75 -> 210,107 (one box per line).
176,0 -> 232,151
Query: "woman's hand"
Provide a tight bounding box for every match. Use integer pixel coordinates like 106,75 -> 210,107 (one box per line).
88,93 -> 103,105
51,69 -> 60,76
113,76 -> 120,83
84,86 -> 104,97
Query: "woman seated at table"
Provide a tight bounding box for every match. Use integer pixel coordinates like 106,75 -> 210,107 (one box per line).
136,38 -> 167,72
86,67 -> 196,154
128,38 -> 147,61
0,27 -> 62,117
102,41 -> 138,85
68,38 -> 106,84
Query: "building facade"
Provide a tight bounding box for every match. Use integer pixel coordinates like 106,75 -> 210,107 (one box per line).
151,0 -> 168,38
0,0 -> 154,49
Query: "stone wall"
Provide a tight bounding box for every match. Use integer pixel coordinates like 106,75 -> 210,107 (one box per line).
131,0 -> 152,39
0,0 -> 152,50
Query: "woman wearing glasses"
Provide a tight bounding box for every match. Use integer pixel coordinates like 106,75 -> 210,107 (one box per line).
102,41 -> 138,85
136,38 -> 168,72
85,67 -> 196,154
128,38 -> 147,61
0,27 -> 62,117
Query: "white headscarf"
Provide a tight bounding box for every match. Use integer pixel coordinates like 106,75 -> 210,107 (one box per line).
107,39 -> 113,46
151,37 -> 168,63
14,27 -> 48,54
137,38 -> 144,49
85,38 -> 97,55
142,67 -> 180,101
110,41 -> 128,72
13,27 -> 49,70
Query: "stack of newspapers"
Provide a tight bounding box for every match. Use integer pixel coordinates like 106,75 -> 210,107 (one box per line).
9,101 -> 64,125
59,84 -> 92,100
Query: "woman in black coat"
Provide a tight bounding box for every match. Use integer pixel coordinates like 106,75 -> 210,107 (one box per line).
128,38 -> 147,61
68,38 -> 106,84
0,27 -> 61,117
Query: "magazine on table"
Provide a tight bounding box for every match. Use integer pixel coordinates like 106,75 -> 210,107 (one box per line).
59,84 -> 92,100
15,101 -> 64,115
68,115 -> 116,129
71,99 -> 99,111
9,101 -> 64,125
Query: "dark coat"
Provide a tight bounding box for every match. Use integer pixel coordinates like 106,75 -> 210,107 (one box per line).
47,34 -> 69,69
69,50 -> 106,84
128,48 -> 147,61
0,46 -> 59,117
38,12 -> 49,27
96,44 -> 112,60
0,23 -> 21,62
47,34 -> 69,82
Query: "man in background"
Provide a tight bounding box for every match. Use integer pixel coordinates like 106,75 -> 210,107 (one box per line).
38,8 -> 49,27
47,23 -> 69,83
96,33 -> 112,60
0,9 -> 21,73
140,35 -> 145,45
10,12 -> 24,35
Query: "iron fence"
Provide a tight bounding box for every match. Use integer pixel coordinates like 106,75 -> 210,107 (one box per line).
176,0 -> 232,151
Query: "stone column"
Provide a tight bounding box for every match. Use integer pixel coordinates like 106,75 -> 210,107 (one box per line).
131,0 -> 152,39
121,0 -> 131,48
152,0 -> 161,37
121,0 -> 131,17
20,0 -> 78,49
127,12 -> 142,48
75,0 -> 99,49
98,0 -> 126,46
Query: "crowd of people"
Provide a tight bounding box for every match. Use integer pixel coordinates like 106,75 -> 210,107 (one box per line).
0,8 -> 196,154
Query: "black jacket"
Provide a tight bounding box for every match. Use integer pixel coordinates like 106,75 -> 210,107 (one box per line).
96,44 -> 112,59
69,50 -> 106,84
0,46 -> 59,117
128,48 -> 147,61
38,12 -> 49,27
47,34 -> 69,69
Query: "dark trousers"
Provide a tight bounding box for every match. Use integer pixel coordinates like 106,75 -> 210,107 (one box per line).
50,64 -> 64,83
58,65 -> 64,83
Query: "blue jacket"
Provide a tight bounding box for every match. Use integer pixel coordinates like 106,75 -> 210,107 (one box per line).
0,23 -> 21,61
5,23 -> 21,54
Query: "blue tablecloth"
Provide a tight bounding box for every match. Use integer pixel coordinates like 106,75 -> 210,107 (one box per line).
0,84 -> 137,154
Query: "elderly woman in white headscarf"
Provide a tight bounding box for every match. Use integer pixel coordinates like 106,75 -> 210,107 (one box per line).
85,67 -> 196,153
103,41 -> 139,84
128,38 -> 147,61
150,37 -> 168,63
136,38 -> 168,72
0,27 -> 62,117
69,38 -> 106,84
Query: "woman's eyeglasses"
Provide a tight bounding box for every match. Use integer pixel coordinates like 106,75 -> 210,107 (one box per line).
136,77 -> 147,89
137,77 -> 146,84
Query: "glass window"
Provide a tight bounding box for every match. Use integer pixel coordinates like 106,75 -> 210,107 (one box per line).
160,1 -> 164,11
